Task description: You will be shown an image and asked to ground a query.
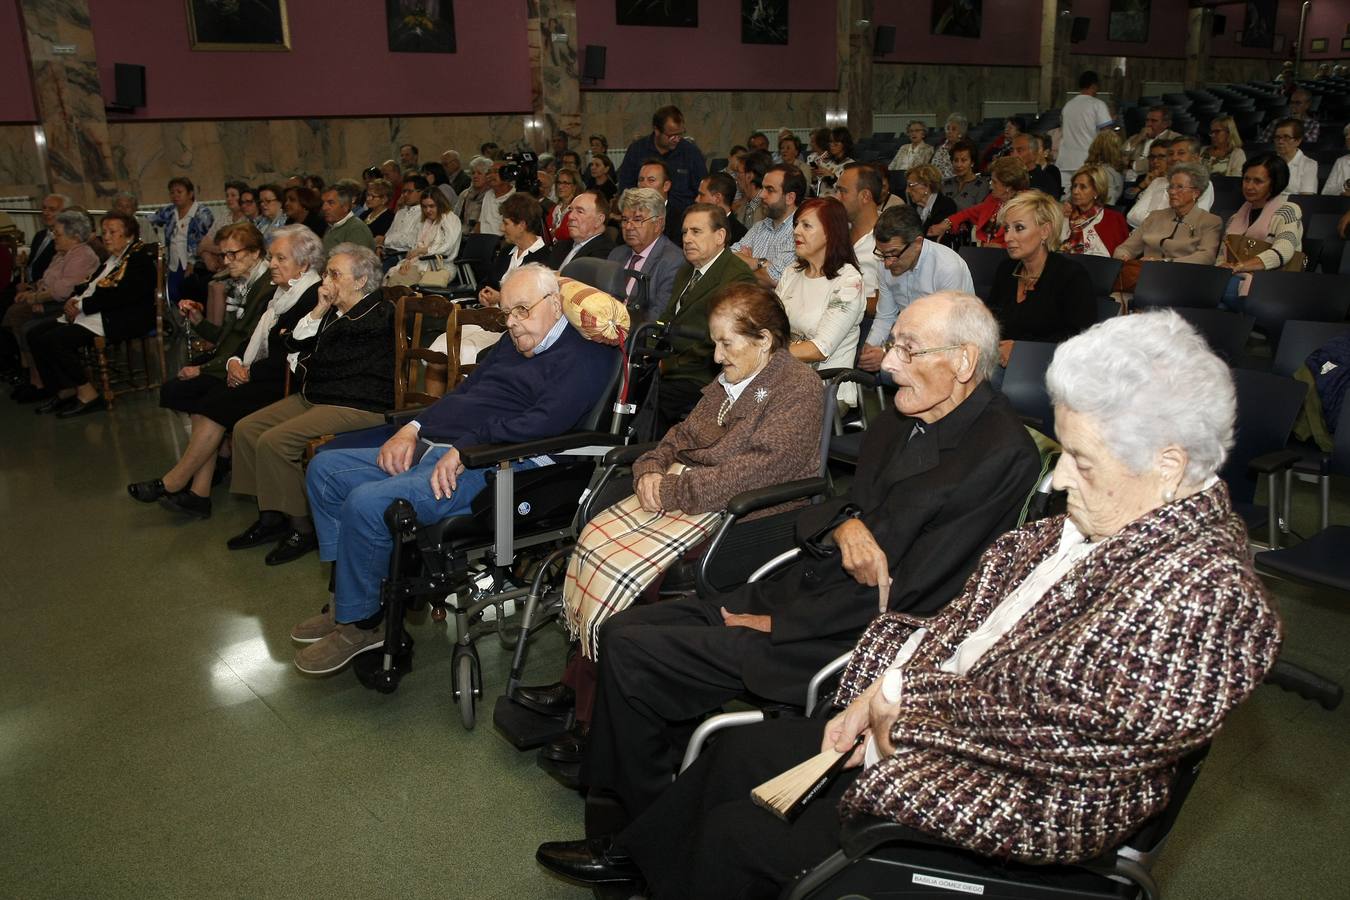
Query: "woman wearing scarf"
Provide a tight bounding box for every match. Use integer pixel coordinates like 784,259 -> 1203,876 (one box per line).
1217,153 -> 1305,312
1060,165 -> 1128,257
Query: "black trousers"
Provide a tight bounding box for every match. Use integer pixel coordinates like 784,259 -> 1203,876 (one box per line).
29,318 -> 96,391
618,716 -> 867,899
580,592 -> 845,819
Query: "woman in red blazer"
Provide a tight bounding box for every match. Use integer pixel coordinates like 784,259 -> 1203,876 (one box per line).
926,156 -> 1030,248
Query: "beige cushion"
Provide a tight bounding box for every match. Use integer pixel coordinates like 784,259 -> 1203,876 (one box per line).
558,276 -> 630,346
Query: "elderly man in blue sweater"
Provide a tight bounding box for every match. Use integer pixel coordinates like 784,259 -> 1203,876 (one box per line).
292,264 -> 617,675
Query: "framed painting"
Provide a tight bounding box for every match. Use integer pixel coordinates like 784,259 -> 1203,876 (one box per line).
932,0 -> 981,39
1107,0 -> 1149,43
617,1 -> 697,28
387,0 -> 457,53
742,0 -> 788,45
187,0 -> 290,51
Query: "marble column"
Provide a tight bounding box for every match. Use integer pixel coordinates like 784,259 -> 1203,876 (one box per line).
527,0 -> 580,154
835,0 -> 873,139
17,0 -> 116,205
1040,0 -> 1071,112
1184,7 -> 1212,89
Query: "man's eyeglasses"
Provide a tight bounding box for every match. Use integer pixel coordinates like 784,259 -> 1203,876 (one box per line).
620,215 -> 655,227
502,292 -> 556,321
880,337 -> 963,364
873,242 -> 913,262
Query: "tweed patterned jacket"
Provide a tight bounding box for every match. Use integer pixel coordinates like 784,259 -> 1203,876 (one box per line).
832,480 -> 1282,864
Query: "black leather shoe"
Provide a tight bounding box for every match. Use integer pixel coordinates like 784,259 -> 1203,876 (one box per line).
513,681 -> 576,716
535,836 -> 640,886
56,396 -> 106,418
541,723 -> 589,764
127,479 -> 167,503
265,530 -> 318,566
226,519 -> 290,550
36,395 -> 76,415
159,489 -> 212,520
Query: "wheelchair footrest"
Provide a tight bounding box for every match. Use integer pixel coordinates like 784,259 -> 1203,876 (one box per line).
492,694 -> 571,749
352,637 -> 414,693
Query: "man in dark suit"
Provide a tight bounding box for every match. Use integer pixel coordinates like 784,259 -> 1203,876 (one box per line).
606,188 -> 685,323
547,190 -> 616,271
568,290 -> 1044,821
696,172 -> 747,246
652,203 -> 755,428
1013,133 -> 1062,200
23,194 -> 68,285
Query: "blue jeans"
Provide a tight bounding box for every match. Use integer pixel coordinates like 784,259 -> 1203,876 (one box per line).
305,444 -> 538,622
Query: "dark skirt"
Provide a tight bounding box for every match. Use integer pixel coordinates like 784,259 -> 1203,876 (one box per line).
159,373 -> 286,429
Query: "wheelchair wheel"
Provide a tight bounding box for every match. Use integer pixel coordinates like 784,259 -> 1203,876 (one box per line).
454,653 -> 478,729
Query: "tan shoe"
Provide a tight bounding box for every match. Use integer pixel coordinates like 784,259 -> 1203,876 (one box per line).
290,603 -> 336,644
294,622 -> 385,675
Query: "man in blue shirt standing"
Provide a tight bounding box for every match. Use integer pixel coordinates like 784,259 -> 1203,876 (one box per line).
618,106 -> 707,215
291,263 -> 616,675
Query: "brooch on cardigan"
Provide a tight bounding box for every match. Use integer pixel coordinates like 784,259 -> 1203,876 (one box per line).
755,387 -> 768,403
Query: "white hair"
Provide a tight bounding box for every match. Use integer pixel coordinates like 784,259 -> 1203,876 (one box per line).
502,262 -> 559,301
619,187 -> 666,221
933,291 -> 999,383
469,155 -> 493,174
269,224 -> 324,272
945,113 -> 968,131
1046,311 -> 1235,484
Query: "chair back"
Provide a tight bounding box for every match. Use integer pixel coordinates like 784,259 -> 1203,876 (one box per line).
579,347 -> 626,432
1062,253 -> 1122,300
957,245 -> 1007,302
1244,271 -> 1350,345
1271,320 -> 1350,377
1094,296 -> 1122,322
562,256 -> 628,300
1289,193 -> 1350,218
1222,367 -> 1307,505
1172,308 -> 1254,365
393,292 -> 458,410
453,233 -> 503,290
1132,261 -> 1231,310
1000,340 -> 1058,439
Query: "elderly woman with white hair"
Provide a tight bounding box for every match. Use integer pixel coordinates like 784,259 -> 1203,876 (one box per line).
453,155 -> 495,232
128,224 -> 326,518
931,113 -> 970,180
537,311 -> 1282,900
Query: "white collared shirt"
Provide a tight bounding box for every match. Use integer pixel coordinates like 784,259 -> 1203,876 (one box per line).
72,250 -> 128,337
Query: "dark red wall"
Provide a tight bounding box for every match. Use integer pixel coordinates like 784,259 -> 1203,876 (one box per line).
1,0 -> 36,123
871,0 -> 1042,67
87,0 -> 532,120
573,0 -> 836,91
1066,0 -> 1188,59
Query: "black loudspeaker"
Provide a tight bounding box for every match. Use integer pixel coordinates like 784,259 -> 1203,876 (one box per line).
113,63 -> 145,109
1212,13 -> 1226,37
582,45 -> 606,82
873,25 -> 896,57
1070,16 -> 1090,43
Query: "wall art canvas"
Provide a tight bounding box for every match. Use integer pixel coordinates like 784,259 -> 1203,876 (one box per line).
187,0 -> 289,50
1107,0 -> 1150,43
617,1 -> 697,28
931,0 -> 981,39
387,0 -> 457,53
742,0 -> 788,45
1241,0 -> 1277,50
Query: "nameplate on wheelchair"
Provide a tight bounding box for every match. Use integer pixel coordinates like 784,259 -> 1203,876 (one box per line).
911,873 -> 984,895
613,402 -> 637,414
556,446 -> 615,457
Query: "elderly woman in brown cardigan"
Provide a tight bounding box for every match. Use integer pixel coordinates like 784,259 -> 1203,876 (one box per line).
514,282 -> 824,757
537,310 -> 1283,898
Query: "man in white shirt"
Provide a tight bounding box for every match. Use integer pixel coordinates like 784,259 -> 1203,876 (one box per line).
477,162 -> 516,236
1272,118 -> 1319,196
1123,106 -> 1181,178
858,206 -> 974,373
381,176 -> 427,265
1126,137 -> 1215,229
1057,71 -> 1114,193
835,163 -> 881,314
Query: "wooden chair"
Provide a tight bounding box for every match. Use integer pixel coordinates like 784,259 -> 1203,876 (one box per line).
87,242 -> 168,407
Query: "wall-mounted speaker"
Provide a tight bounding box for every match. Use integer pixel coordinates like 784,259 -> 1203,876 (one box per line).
1212,14 -> 1226,37
582,45 -> 606,82
1070,17 -> 1090,44
873,25 -> 896,57
113,62 -> 145,109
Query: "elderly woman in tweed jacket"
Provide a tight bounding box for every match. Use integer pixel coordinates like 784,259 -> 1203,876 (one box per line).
536,311 -> 1283,898
513,282 -> 824,755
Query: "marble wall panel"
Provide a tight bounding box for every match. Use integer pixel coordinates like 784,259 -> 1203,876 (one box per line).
0,125 -> 45,200
1207,59 -> 1285,87
873,64 -> 1043,120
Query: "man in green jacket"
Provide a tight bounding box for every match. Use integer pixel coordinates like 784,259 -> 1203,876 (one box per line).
320,183 -> 375,251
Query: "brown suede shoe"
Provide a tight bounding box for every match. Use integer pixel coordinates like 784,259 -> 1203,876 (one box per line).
293,622 -> 384,675
289,603 -> 336,644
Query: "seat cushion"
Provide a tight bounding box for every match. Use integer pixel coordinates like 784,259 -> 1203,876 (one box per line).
1256,526 -> 1350,592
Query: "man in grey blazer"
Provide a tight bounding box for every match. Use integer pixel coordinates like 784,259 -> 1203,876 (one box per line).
320,183 -> 375,251
606,188 -> 685,323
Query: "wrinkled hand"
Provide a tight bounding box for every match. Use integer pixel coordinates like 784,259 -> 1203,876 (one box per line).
720,608 -> 770,633
177,299 -> 204,323
478,285 -> 500,307
377,424 -> 420,475
833,518 -> 889,588
857,344 -> 885,373
225,359 -> 250,387
315,280 -> 337,311
635,472 -> 664,511
177,365 -> 201,380
429,447 -> 465,500
821,684 -> 877,769
732,246 -> 756,264
926,220 -> 950,239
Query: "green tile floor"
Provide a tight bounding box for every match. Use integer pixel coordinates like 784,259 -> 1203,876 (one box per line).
2,390 -> 1347,899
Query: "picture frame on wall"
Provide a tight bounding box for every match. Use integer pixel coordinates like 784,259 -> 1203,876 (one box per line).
1107,0 -> 1149,43
386,0 -> 457,53
186,0 -> 290,51
617,1 -> 697,28
742,0 -> 788,45
1310,37 -> 1328,53
1342,36 -> 1350,52
931,0 -> 981,38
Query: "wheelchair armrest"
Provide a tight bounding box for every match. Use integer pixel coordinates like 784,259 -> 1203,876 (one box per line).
725,477 -> 829,519
1293,455 -> 1332,477
838,814 -> 961,859
458,431 -> 621,468
1249,449 -> 1303,475
818,368 -> 878,388
604,441 -> 661,466
385,407 -> 427,426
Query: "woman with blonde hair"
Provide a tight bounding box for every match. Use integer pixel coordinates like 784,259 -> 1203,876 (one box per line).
1084,130 -> 1126,204
1062,165 -> 1129,257
1202,115 -> 1247,176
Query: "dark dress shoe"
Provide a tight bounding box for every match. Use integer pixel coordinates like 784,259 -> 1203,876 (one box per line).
226,518 -> 290,550
541,723 -> 589,764
513,681 -> 576,716
159,489 -> 212,520
56,396 -> 106,418
36,395 -> 76,415
127,479 -> 167,503
535,836 -> 641,886
265,530 -> 319,566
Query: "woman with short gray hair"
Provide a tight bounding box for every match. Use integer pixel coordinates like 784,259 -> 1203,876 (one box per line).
6,208 -> 101,402
1113,162 -> 1224,272
931,113 -> 970,179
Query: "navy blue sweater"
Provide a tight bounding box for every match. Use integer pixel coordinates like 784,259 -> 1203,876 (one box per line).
414,322 -> 616,447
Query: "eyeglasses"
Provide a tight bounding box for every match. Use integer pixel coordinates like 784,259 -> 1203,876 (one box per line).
1166,183 -> 1197,193
660,129 -> 686,140
502,292 -> 556,320
873,242 -> 913,261
620,215 -> 655,227
220,248 -> 249,260
1273,133 -> 1297,142
322,267 -> 347,280
906,182 -> 927,190
880,337 -> 963,363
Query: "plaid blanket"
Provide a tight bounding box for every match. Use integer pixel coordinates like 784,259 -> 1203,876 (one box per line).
563,491 -> 720,660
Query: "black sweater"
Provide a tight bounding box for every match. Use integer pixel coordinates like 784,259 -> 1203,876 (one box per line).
287,291 -> 395,412
987,251 -> 1095,345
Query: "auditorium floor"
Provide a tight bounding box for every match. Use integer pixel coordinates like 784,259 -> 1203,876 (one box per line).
2,390 -> 1347,900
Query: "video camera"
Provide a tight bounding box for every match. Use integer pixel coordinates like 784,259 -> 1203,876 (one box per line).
499,151 -> 540,197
